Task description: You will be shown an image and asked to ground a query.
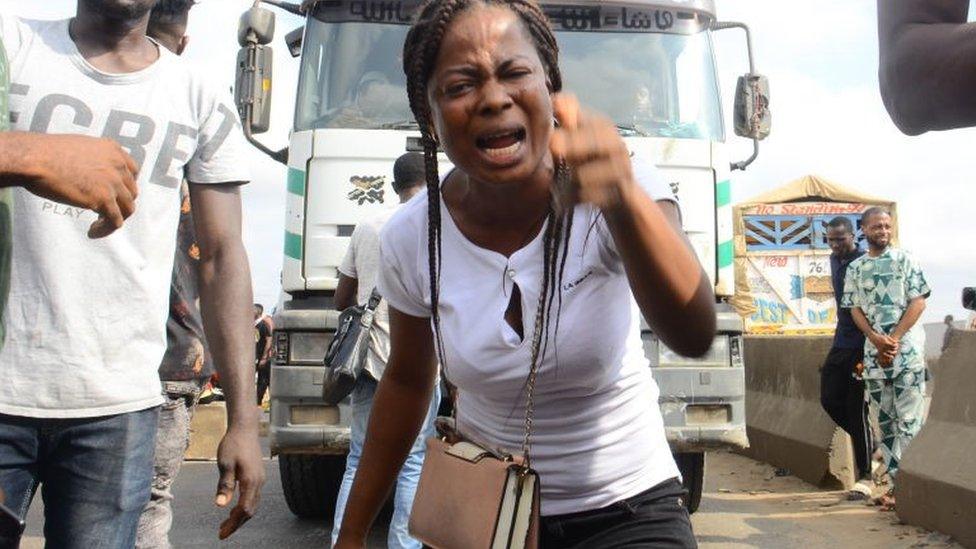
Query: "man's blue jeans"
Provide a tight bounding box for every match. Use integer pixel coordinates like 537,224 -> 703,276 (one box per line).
0,407 -> 159,548
331,376 -> 440,549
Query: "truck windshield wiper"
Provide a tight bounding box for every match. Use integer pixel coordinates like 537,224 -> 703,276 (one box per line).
615,124 -> 651,137
376,120 -> 420,130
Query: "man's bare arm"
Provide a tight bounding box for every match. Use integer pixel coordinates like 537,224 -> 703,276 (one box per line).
334,273 -> 359,311
0,132 -> 138,237
851,307 -> 876,340
892,296 -> 927,341
189,182 -> 266,539
878,0 -> 976,134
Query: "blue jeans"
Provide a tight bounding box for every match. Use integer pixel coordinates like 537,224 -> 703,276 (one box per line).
137,382 -> 203,549
0,407 -> 160,549
331,376 -> 440,549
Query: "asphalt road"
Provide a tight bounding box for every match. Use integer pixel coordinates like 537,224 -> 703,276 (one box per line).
18,450 -> 961,548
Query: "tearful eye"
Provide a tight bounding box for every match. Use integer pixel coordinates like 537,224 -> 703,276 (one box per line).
445,82 -> 472,96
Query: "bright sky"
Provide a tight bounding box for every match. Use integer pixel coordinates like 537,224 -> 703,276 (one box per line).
1,0 -> 973,323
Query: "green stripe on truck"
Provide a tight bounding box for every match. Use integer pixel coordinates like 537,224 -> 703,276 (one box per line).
716,179 -> 731,208
284,230 -> 302,260
287,168 -> 305,197
718,240 -> 734,268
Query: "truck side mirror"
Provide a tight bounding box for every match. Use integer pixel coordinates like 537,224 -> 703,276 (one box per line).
235,46 -> 273,134
963,287 -> 976,312
285,26 -> 304,58
238,6 -> 275,48
733,74 -> 770,141
235,6 -> 275,135
711,21 -> 770,171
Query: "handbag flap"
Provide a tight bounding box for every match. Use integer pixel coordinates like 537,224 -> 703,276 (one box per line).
410,437 -> 518,548
445,441 -> 510,463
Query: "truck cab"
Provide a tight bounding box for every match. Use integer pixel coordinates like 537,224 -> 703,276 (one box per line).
237,0 -> 769,518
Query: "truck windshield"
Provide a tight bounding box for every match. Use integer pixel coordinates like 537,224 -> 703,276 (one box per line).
295,19 -> 723,141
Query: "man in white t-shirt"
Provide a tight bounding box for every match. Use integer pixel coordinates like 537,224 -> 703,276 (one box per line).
331,153 -> 441,549
0,1 -> 264,545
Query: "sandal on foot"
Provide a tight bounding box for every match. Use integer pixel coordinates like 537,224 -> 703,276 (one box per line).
874,491 -> 896,511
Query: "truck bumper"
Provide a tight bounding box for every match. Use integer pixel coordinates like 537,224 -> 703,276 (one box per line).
269,365 -> 351,455
653,366 -> 749,452
269,308 -> 749,456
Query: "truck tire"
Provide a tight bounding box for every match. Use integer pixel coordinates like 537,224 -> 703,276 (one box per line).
279,454 -> 346,518
675,452 -> 705,514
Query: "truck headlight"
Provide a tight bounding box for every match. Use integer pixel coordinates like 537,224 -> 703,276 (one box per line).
274,331 -> 332,365
288,331 -> 332,365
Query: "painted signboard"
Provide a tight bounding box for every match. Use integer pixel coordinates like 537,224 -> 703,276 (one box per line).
731,176 -> 897,335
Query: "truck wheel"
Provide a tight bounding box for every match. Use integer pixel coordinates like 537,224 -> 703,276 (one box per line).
675,452 -> 705,514
279,454 -> 347,518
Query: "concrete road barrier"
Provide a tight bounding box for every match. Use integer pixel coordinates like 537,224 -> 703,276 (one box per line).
186,402 -> 227,461
739,335 -> 856,489
897,330 -> 976,548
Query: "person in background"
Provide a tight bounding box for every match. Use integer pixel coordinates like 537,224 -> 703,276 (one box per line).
941,314 -> 955,353
136,2 -> 221,547
330,153 -> 440,549
820,216 -> 874,500
0,1 -> 264,544
843,207 -> 930,511
254,303 -> 273,405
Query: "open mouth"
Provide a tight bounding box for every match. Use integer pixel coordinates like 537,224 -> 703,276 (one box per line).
476,127 -> 527,159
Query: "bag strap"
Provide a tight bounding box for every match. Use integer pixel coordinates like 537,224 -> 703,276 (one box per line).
441,319 -> 542,472
519,321 -> 542,472
436,189 -> 561,474
357,288 -> 382,329
365,287 -> 382,312
519,164 -> 570,472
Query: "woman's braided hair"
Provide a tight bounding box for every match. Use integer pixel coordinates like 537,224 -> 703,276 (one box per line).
402,0 -> 574,394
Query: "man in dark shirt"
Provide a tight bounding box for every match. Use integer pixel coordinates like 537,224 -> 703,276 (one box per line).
821,216 -> 874,498
254,304 -> 273,405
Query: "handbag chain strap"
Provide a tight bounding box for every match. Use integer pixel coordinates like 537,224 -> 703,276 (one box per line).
518,161 -> 570,473
445,167 -> 572,473
519,346 -> 541,473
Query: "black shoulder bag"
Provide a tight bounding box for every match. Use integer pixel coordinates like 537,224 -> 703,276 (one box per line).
321,288 -> 382,405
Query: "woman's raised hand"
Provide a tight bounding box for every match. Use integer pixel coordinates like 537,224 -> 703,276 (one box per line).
550,94 -> 636,212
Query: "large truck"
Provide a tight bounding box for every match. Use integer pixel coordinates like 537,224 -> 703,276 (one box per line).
233,0 -> 770,518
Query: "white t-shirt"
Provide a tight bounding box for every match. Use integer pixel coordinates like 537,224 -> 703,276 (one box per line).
377,158 -> 681,515
0,17 -> 251,418
338,207 -> 397,381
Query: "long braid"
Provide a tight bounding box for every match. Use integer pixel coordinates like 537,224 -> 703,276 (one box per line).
538,166 -> 579,375
403,0 -> 467,366
422,138 -> 447,366
403,0 -> 575,432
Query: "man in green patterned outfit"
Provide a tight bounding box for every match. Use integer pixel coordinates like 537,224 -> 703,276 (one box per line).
842,206 -> 930,510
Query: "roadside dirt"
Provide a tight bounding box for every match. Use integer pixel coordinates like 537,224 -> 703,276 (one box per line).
692,451 -> 960,549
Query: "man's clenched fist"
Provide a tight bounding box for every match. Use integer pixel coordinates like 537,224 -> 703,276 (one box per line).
0,132 -> 140,238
